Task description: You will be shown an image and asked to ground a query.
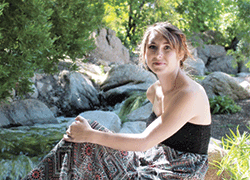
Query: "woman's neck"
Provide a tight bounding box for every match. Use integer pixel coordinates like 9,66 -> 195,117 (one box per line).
157,69 -> 184,95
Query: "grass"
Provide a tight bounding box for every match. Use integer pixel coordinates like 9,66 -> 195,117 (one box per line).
212,126 -> 250,180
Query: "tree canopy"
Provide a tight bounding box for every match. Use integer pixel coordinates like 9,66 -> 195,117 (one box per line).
0,0 -> 104,100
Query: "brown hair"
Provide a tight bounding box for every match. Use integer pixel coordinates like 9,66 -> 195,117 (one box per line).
140,22 -> 192,69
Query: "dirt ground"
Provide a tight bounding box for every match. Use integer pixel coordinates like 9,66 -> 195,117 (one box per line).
211,98 -> 250,140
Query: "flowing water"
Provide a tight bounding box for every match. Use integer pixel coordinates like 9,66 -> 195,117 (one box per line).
0,117 -> 73,180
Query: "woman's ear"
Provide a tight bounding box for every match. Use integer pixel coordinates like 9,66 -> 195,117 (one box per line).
178,50 -> 185,61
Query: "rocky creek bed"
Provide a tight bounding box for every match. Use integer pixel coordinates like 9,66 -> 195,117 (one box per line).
1,98 -> 250,180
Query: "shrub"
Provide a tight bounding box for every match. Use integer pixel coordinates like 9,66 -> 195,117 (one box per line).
209,96 -> 242,114
212,126 -> 250,179
118,91 -> 147,122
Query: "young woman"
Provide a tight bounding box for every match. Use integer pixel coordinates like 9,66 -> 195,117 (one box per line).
23,22 -> 211,180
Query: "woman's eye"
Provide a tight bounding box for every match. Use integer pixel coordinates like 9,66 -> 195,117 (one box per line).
148,45 -> 156,49
164,46 -> 170,50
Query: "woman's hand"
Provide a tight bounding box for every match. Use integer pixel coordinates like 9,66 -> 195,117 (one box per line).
63,116 -> 93,143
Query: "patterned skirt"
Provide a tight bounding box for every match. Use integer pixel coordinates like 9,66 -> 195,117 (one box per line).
22,120 -> 208,180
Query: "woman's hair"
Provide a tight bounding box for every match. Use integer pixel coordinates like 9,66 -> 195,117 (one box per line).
140,22 -> 192,69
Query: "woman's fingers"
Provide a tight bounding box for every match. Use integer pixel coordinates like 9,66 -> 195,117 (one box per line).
63,134 -> 73,142
66,129 -> 72,137
75,116 -> 85,123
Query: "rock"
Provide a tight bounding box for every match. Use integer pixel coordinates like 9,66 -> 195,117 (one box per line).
0,99 -> 57,127
119,121 -> 146,134
61,71 -> 100,115
208,45 -> 226,59
103,83 -> 151,106
50,106 -> 60,117
101,64 -> 157,105
79,110 -> 122,133
206,55 -> 238,75
77,62 -> 108,85
101,64 -> 157,91
27,84 -> 39,99
126,102 -> 153,122
201,72 -> 250,100
206,137 -> 230,180
184,57 -> 205,76
197,45 -> 227,65
197,45 -> 210,64
233,74 -> 250,93
89,28 -> 130,64
36,71 -> 100,116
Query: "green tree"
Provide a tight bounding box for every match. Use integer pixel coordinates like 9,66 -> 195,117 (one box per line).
0,0 -> 104,101
104,0 -> 175,50
175,0 -> 222,34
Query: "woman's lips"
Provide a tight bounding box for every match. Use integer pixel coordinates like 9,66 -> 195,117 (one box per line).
153,62 -> 166,65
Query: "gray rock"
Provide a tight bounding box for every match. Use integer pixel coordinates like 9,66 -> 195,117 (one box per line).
0,110 -> 10,127
101,64 -> 157,105
64,72 -> 100,112
197,45 -> 210,64
119,121 -> 146,134
103,83 -> 152,105
184,57 -> 205,76
201,72 -> 250,100
89,28 -> 130,64
208,45 -> 226,59
36,71 -> 100,116
0,99 -> 58,127
101,64 -> 157,91
126,102 -> 153,121
79,110 -> 122,133
197,45 -> 226,66
206,55 -> 238,75
27,84 -> 39,99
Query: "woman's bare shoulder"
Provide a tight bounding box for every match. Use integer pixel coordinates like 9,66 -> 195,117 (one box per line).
146,80 -> 160,103
179,81 -> 211,125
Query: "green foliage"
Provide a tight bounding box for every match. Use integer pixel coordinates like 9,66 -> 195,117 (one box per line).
0,0 -> 105,101
175,0 -> 222,34
118,91 -> 147,122
227,39 -> 250,72
212,126 -> 250,179
209,96 -> 242,114
104,0 -> 175,50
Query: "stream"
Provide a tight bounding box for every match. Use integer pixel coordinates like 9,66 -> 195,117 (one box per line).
0,117 -> 73,180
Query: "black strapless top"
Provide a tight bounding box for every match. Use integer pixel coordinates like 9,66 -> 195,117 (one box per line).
146,112 -> 211,154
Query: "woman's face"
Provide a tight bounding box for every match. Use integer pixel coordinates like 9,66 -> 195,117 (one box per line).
145,31 -> 181,75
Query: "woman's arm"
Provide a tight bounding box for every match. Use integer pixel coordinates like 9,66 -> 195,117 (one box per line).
64,89 -> 204,152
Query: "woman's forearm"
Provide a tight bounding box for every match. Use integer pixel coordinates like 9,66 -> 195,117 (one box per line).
89,129 -> 148,152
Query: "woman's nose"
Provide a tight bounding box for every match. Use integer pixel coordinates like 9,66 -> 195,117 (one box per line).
157,50 -> 163,59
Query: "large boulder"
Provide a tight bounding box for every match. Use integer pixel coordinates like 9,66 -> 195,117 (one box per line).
101,64 -> 157,105
197,45 -> 226,65
126,102 -> 153,122
184,56 -> 205,76
206,55 -> 238,75
36,71 -> 100,116
0,99 -> 57,127
89,28 -> 130,64
119,121 -> 146,134
201,72 -> 250,100
79,110 -> 122,133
